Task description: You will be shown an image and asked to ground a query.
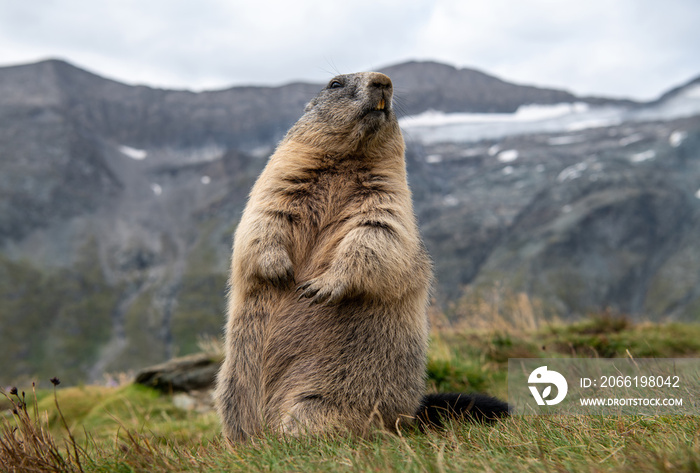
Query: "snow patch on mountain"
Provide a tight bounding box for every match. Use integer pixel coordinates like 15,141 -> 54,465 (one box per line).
400,85 -> 700,144
119,145 -> 148,160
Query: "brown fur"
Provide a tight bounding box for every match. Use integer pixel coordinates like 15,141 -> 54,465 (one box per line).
214,72 -> 432,442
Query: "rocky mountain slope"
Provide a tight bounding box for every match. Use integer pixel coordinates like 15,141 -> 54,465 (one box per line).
1,59 -> 698,384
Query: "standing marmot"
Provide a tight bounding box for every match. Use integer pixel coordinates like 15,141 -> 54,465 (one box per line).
215,72 -> 507,442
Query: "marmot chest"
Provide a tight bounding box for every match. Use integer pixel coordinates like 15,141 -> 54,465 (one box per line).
288,167 -> 382,227
282,165 -> 388,265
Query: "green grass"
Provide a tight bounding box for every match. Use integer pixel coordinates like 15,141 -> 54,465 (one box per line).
0,238 -> 118,383
2,317 -> 700,472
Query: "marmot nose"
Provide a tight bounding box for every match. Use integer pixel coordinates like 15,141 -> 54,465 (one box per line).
368,72 -> 392,90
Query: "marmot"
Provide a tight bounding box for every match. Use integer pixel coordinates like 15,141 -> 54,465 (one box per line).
215,72 -> 507,442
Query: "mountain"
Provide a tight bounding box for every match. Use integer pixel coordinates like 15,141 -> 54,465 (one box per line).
0,58 -> 698,384
0,59 -> 319,148
380,61 -> 636,115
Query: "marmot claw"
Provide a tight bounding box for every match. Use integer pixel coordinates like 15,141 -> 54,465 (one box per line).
297,277 -> 346,305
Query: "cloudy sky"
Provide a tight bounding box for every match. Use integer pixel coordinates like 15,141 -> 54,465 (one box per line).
0,0 -> 698,100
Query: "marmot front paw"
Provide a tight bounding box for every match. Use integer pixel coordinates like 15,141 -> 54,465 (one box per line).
257,248 -> 294,287
296,275 -> 348,305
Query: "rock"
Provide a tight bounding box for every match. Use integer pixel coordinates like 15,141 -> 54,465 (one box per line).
134,353 -> 220,393
172,392 -> 197,410
171,391 -> 215,413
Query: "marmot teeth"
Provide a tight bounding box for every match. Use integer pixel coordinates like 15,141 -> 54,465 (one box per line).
376,98 -> 386,111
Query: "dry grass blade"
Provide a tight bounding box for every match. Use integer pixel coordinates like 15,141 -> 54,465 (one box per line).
50,378 -> 84,472
0,383 -> 85,473
2,315 -> 699,472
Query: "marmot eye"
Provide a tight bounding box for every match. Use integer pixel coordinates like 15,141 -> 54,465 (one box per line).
329,80 -> 343,89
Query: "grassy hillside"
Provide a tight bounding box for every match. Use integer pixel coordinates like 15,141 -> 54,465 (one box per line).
0,239 -> 117,383
2,317 -> 699,472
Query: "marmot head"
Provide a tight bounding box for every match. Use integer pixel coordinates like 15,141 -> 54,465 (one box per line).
285,72 -> 402,155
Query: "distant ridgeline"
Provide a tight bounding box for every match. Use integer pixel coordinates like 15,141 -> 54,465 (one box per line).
0,59 -> 699,384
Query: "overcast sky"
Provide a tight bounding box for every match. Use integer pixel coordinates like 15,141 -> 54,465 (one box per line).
0,0 -> 698,101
